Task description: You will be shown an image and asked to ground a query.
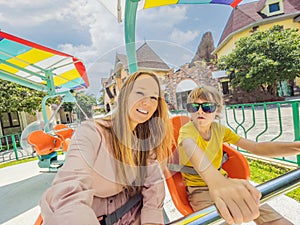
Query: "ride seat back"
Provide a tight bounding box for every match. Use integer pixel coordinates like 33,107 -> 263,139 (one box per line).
165,115 -> 250,216
222,143 -> 250,179
166,115 -> 193,215
170,115 -> 191,164
27,130 -> 62,156
54,124 -> 74,152
34,214 -> 43,225
54,124 -> 74,141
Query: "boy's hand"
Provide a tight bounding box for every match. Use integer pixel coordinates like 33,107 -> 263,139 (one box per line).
209,178 -> 261,224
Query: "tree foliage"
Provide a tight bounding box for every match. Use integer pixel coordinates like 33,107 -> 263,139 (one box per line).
0,80 -> 47,114
76,93 -> 97,118
218,25 -> 300,95
63,92 -> 97,119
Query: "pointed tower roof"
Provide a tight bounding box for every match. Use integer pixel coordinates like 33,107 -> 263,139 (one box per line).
136,42 -> 170,70
112,42 -> 170,73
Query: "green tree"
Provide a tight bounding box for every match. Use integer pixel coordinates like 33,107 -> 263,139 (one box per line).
218,25 -> 300,96
97,94 -> 106,114
0,80 -> 46,114
74,93 -> 97,120
98,95 -> 104,106
62,102 -> 74,114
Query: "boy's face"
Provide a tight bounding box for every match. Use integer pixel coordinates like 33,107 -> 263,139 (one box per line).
189,98 -> 218,127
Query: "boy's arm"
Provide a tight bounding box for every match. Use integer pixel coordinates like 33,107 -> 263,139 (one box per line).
235,137 -> 300,157
181,138 -> 261,225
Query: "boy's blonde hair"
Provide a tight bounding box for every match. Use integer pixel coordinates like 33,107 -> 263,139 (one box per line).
187,85 -> 224,115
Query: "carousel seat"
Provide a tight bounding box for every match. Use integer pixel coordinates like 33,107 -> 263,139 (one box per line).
27,130 -> 62,156
54,124 -> 74,152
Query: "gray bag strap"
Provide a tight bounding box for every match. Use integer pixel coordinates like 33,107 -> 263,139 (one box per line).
168,152 -> 229,174
167,163 -> 198,175
99,193 -> 143,225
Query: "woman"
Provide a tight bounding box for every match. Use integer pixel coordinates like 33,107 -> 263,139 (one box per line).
178,85 -> 299,225
40,71 -> 173,225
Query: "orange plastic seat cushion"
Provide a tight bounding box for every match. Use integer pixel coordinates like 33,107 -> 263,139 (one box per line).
54,124 -> 74,152
27,130 -> 62,155
54,124 -> 74,141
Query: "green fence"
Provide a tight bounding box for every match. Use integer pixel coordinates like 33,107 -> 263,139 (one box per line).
0,133 -> 28,162
224,100 -> 300,166
171,99 -> 300,166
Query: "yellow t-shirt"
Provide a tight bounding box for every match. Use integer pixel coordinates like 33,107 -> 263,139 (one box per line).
178,121 -> 241,187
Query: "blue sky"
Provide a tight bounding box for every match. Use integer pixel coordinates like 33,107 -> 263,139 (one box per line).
0,0 -> 257,96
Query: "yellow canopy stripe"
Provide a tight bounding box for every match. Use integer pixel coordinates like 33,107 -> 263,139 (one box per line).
144,0 -> 178,9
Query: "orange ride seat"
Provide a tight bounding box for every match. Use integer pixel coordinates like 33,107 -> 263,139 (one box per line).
222,143 -> 250,180
27,130 -> 62,156
34,214 -> 43,225
54,124 -> 74,152
165,115 -> 250,216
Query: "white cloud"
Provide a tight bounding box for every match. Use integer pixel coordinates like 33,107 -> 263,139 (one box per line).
169,28 -> 199,46
138,5 -> 187,29
55,0 -> 124,62
0,0 -> 69,26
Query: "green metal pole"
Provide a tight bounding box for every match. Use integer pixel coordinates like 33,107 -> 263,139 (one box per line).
42,91 -> 74,132
125,0 -> 139,74
11,134 -> 18,160
291,102 -> 300,166
45,70 -> 56,96
42,95 -> 51,132
0,71 -> 46,91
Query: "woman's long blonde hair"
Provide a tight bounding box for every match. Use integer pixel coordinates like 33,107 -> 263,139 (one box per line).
100,71 -> 173,186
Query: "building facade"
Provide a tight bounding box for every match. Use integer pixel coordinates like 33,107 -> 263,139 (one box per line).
101,41 -> 218,112
213,0 -> 300,96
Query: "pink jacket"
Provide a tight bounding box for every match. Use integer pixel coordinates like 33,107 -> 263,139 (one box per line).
40,120 -> 165,225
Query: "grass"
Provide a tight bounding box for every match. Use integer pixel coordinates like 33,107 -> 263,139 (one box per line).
0,156 -> 37,169
248,158 -> 300,202
1,156 -> 299,202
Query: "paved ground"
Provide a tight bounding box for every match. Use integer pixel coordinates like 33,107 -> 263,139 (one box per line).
0,161 -> 56,225
0,160 -> 299,225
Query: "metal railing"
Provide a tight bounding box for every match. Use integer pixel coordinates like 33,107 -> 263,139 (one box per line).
224,100 -> 300,166
0,133 -> 31,162
168,168 -> 300,225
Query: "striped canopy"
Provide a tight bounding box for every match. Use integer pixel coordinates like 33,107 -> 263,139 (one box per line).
0,31 -> 89,93
143,0 -> 242,9
99,0 -> 242,22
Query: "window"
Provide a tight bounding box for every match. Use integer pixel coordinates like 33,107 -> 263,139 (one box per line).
176,90 -> 192,110
1,112 -> 20,128
222,81 -> 229,95
269,3 -> 280,13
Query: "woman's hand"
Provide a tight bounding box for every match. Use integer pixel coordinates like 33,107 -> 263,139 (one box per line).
208,178 -> 261,225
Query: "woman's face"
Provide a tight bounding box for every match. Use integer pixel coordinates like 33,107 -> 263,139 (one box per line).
128,75 -> 159,130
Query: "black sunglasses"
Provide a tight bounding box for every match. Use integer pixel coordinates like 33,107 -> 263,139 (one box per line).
186,102 -> 218,113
